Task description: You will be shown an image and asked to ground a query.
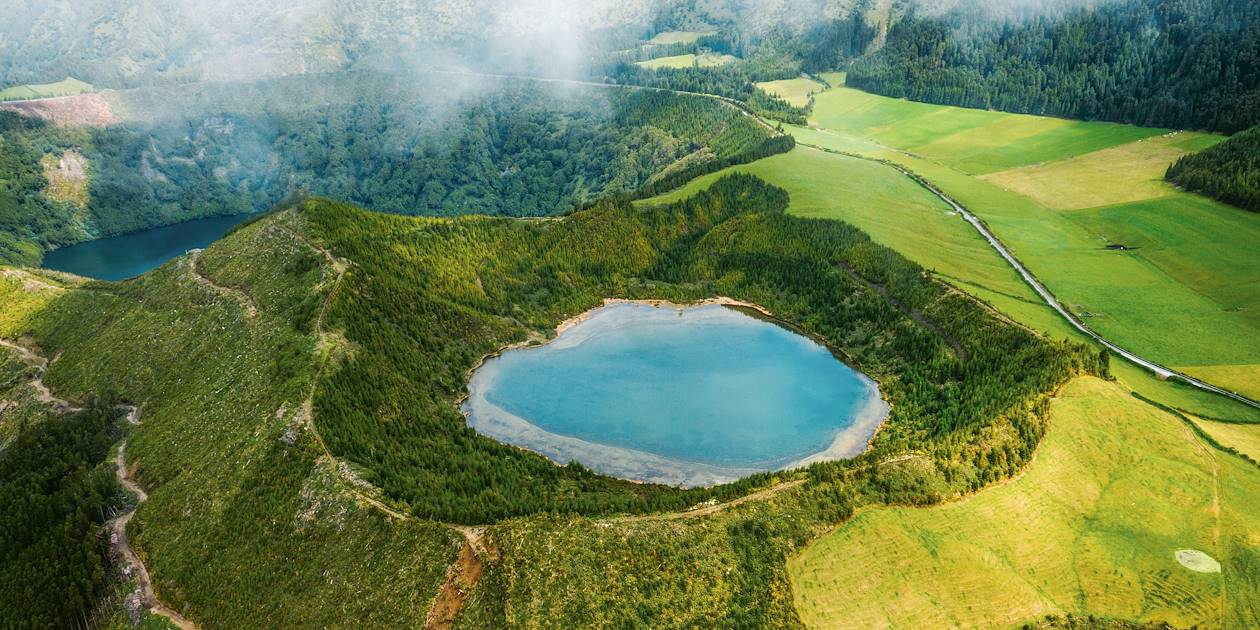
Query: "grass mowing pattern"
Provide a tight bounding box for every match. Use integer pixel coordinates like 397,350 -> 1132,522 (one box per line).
807,83 -> 1164,175
755,78 -> 827,108
980,133 -> 1223,211
0,77 -> 92,102
635,53 -> 737,70
790,376 -> 1260,629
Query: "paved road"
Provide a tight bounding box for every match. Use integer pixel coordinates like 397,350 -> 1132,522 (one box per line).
432,68 -> 1260,412
811,144 -> 1260,412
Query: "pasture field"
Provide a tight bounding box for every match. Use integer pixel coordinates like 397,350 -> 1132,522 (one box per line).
980,132 -> 1224,211
1192,416 -> 1260,462
789,376 -> 1260,629
1179,365 -> 1260,403
754,78 -> 827,108
635,53 -> 737,70
645,30 -> 713,45
0,77 -> 92,101
792,84 -> 1260,385
809,78 -> 1165,174
639,137 -> 1260,421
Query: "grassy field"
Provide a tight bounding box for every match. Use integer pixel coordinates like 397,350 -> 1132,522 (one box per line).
980,132 -> 1224,211
793,83 -> 1260,392
1193,417 -> 1260,462
755,78 -> 827,108
790,376 -> 1260,629
636,53 -> 737,70
645,31 -> 713,45
811,74 -> 1165,175
0,77 -> 92,101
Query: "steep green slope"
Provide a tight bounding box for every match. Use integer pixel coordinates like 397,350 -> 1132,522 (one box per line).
1,174 -> 1101,626
1167,125 -> 1260,213
0,74 -> 783,267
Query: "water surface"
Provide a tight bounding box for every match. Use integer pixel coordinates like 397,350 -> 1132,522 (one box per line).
42,213 -> 257,281
463,302 -> 888,486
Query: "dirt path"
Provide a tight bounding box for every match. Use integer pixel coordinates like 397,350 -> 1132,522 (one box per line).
111,432 -> 199,630
186,251 -> 258,319
0,339 -> 83,413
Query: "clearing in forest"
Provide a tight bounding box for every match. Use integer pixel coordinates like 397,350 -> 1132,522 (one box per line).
635,53 -> 737,70
754,78 -> 827,108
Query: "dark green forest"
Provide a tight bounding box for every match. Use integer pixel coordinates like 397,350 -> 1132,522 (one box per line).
1166,125 -> 1260,212
0,401 -> 120,629
0,75 -> 779,266
846,0 -> 1260,132
306,174 -> 1101,524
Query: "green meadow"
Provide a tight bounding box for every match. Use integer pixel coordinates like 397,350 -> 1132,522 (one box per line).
645,31 -> 713,45
790,376 -> 1260,629
635,53 -> 737,70
754,78 -> 827,108
0,77 -> 93,101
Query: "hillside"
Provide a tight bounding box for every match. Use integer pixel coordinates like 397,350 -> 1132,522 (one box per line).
1166,125 -> 1260,213
0,174 -> 1104,625
0,73 -> 783,266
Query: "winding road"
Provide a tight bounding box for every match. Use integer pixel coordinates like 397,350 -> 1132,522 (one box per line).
802,143 -> 1260,412
429,67 -> 1260,411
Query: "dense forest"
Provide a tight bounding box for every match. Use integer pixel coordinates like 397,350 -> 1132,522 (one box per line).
847,0 -> 1260,132
307,174 -> 1101,523
0,399 -> 120,629
1166,125 -> 1260,212
0,73 -> 781,266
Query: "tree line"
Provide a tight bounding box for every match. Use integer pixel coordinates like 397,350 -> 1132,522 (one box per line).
846,0 -> 1260,133
1166,124 -> 1260,212
303,173 -> 1102,524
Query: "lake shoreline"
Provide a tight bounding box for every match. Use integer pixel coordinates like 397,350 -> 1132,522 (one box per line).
457,298 -> 893,487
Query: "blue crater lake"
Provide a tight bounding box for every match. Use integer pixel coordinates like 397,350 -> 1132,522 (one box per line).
463,301 -> 888,487
42,213 -> 257,281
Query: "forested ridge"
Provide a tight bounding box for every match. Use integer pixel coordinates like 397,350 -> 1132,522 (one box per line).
0,399 -> 121,629
1166,124 -> 1260,212
0,73 -> 778,267
846,0 -> 1260,132
306,174 -> 1101,523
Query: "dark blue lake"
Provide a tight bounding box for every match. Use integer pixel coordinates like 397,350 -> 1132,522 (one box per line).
42,213 -> 257,281
463,302 -> 888,487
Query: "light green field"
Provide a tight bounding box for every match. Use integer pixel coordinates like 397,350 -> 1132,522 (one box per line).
754,78 -> 827,108
981,132 -> 1224,211
808,85 -> 1166,174
645,30 -> 713,45
0,77 -> 92,101
1178,365 -> 1260,404
635,53 -> 737,70
1193,416 -> 1260,462
792,85 -> 1260,376
790,376 -> 1260,629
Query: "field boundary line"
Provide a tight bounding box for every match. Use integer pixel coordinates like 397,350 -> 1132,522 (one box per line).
797,141 -> 1260,412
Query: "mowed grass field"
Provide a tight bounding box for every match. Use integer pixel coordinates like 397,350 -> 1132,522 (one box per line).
798,77 -> 1260,399
809,73 -> 1166,175
635,53 -> 737,70
980,132 -> 1224,211
0,77 -> 92,101
755,78 -> 827,108
790,376 -> 1260,629
645,30 -> 713,45
1193,417 -> 1260,462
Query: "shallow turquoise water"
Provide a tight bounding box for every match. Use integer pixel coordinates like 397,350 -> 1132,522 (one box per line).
42,214 -> 256,281
464,303 -> 886,485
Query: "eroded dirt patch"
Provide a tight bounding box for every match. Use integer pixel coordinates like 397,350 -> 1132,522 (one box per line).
0,93 -> 119,127
40,149 -> 89,207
